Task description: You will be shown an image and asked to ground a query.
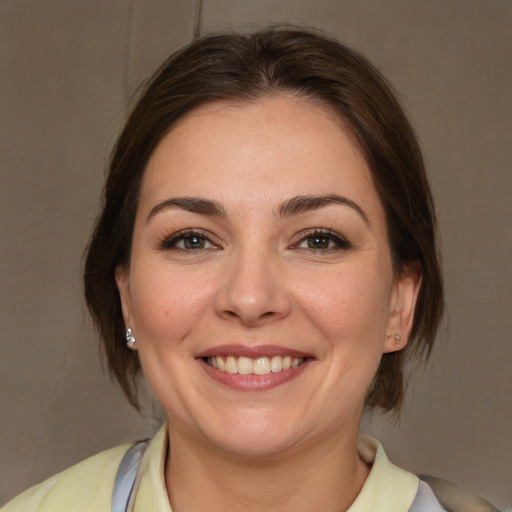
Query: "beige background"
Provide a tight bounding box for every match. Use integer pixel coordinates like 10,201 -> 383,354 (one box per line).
1,0 -> 510,508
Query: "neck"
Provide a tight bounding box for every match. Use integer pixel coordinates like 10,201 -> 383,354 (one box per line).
165,422 -> 369,512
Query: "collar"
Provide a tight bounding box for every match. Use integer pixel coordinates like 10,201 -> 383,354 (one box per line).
132,425 -> 419,512
349,435 -> 419,511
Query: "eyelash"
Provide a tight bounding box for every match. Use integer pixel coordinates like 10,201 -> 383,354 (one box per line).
158,228 -> 352,253
158,229 -> 218,251
293,229 -> 352,252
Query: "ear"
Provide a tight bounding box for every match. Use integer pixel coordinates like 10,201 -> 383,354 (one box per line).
115,264 -> 133,327
383,265 -> 422,353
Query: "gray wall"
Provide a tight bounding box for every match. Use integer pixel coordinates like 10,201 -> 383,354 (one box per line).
1,0 -> 510,508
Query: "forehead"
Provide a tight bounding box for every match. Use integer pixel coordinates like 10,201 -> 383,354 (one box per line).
141,95 -> 380,216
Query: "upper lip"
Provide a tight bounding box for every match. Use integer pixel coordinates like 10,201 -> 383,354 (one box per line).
195,344 -> 313,359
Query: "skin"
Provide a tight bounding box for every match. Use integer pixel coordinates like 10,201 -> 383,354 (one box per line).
116,95 -> 421,511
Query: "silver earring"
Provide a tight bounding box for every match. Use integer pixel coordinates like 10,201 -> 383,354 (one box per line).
125,328 -> 136,349
393,333 -> 401,344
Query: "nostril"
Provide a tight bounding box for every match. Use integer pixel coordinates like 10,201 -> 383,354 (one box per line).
221,308 -> 278,327
225,309 -> 275,319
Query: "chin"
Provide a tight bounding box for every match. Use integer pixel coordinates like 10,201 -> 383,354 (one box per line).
194,410 -> 308,459
209,430 -> 302,459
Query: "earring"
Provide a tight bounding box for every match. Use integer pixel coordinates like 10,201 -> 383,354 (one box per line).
387,332 -> 401,345
125,328 -> 136,349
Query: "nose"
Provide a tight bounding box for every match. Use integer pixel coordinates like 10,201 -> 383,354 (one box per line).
215,248 -> 292,327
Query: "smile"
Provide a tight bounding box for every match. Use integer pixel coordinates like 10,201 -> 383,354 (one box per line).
206,355 -> 305,375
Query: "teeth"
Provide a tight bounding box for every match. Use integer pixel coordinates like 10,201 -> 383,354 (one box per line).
270,355 -> 282,373
206,355 -> 304,374
253,357 -> 270,375
238,357 -> 253,374
225,356 -> 237,374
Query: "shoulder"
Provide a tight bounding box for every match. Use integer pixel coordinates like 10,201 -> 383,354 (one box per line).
358,435 -> 499,512
418,475 -> 500,512
1,442 -> 133,512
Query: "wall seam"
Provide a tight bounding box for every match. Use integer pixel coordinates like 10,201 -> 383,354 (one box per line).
194,0 -> 204,38
124,0 -> 136,102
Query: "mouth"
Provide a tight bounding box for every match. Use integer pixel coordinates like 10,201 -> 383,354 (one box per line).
204,355 -> 305,375
196,345 -> 313,390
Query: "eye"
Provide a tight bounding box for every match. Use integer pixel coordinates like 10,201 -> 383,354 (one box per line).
295,229 -> 352,252
177,235 -> 211,250
159,230 -> 218,251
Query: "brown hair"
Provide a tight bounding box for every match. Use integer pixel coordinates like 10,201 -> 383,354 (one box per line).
84,26 -> 444,412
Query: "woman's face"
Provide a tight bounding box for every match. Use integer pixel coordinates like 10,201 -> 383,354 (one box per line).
116,95 -> 419,457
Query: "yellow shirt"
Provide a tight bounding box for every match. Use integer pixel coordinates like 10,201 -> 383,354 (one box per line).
2,425 -> 420,512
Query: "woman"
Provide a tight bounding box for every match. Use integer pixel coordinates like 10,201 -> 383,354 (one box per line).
3,27 -> 498,512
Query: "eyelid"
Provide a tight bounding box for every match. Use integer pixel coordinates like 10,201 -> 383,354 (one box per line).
158,228 -> 221,250
290,228 -> 352,251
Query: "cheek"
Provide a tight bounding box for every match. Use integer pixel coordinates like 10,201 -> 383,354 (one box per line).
296,264 -> 391,343
289,265 -> 392,418
129,264 -> 216,347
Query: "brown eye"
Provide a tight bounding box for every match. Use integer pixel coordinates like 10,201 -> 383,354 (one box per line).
296,229 -> 352,252
182,236 -> 207,249
307,236 -> 331,249
160,230 -> 218,251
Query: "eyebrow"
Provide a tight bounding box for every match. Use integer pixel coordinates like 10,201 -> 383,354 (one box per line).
147,197 -> 228,222
147,194 -> 369,225
278,194 -> 369,225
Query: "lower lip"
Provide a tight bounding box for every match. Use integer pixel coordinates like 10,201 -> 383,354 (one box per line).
198,358 -> 313,391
